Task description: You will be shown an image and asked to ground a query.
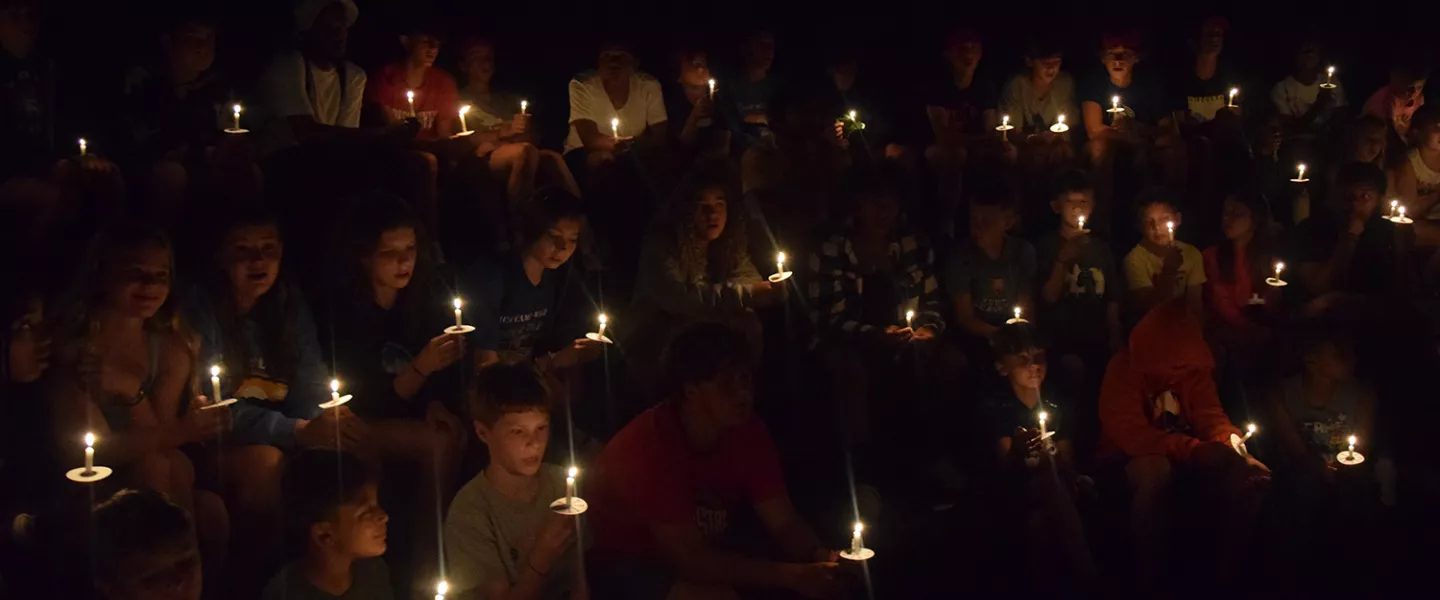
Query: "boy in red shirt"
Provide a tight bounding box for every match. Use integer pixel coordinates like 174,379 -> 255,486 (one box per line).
588,323 -> 840,599
366,22 -> 459,141
1099,300 -> 1268,594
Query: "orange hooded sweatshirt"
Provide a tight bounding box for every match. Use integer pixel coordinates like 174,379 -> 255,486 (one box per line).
1099,301 -> 1242,462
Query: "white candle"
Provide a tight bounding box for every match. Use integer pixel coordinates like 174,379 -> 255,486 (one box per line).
1166,220 -> 1175,242
848,110 -> 858,124
850,522 -> 865,554
999,114 -> 1011,140
1296,163 -> 1307,181
210,365 -> 223,404
232,104 -> 242,130
1014,306 -> 1023,322
520,100 -> 528,116
611,117 -> 620,139
707,78 -> 716,98
905,310 -> 915,329
1391,199 -> 1399,218
434,580 -> 448,600
1228,87 -> 1239,107
458,105 -> 471,133
1274,262 -> 1284,280
1038,410 -> 1049,439
1399,205 -> 1408,220
1001,114 -> 1010,128
1241,422 -> 1257,443
597,314 -> 608,338
452,297 -> 464,329
1325,66 -> 1335,85
78,138 -> 87,156
83,432 -> 95,474
1057,113 -> 1066,126
406,90 -> 416,117
1077,214 -> 1086,231
776,251 -> 786,276
1111,95 -> 1120,112
1347,435 -> 1357,455
565,466 -> 578,507
330,379 -> 341,406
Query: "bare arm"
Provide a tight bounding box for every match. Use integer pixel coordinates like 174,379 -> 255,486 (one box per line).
649,521 -> 795,591
49,374 -> 185,466
1082,101 -> 1109,140
755,494 -> 827,563
572,120 -> 616,152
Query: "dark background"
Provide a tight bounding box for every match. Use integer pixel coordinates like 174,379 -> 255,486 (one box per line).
35,0 -> 1440,148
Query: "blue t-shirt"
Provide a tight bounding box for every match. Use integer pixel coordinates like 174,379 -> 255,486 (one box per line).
459,254 -> 557,364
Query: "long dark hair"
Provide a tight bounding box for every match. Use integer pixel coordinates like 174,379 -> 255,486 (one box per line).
1216,190 -> 1275,285
662,168 -> 749,285
208,209 -> 303,382
327,192 -> 437,326
513,187 -> 590,258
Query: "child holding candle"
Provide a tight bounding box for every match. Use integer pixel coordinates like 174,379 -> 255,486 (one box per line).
366,21 -> 458,141
943,175 -> 1036,348
262,450 -> 394,600
1361,61 -> 1427,143
983,323 -> 1097,587
587,323 -> 840,599
1202,191 -> 1282,341
444,363 -> 587,600
1388,105 -> 1440,221
999,40 -> 1077,136
665,47 -> 729,162
1289,162 -> 1411,299
1173,17 -> 1239,124
1123,190 -> 1206,320
458,189 -> 601,370
1270,39 -> 1346,133
563,40 -> 668,162
1264,325 -> 1374,476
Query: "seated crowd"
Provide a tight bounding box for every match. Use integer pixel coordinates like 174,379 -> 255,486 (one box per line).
4,2 -> 1440,599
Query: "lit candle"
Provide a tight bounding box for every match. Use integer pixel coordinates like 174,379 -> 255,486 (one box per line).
83,432 -> 96,475
1166,220 -> 1175,242
1294,163 -> 1308,182
1399,205 -> 1408,222
330,379 -> 341,406
850,522 -> 865,555
1324,66 -> 1336,87
776,251 -> 786,276
597,314 -> 608,339
520,100 -> 528,116
210,365 -> 223,404
1001,114 -> 1011,128
434,580 -> 448,600
1227,87 -> 1239,108
458,105 -> 471,133
905,310 -> 915,329
1241,422 -> 1257,443
452,297 -> 464,330
1050,113 -> 1069,133
1346,435 -> 1356,455
1274,262 -> 1284,280
1391,199 -> 1399,219
406,90 -> 416,117
232,104 -> 242,131
1112,95 -> 1120,112
611,117 -> 620,139
1038,410 -> 1049,440
848,109 -> 858,124
1077,214 -> 1086,231
565,466 -> 578,508
78,138 -> 87,156
708,78 -> 716,98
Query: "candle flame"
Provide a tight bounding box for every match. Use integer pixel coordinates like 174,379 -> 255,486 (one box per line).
1229,87 -> 1238,96
233,104 -> 242,114
1166,221 -> 1174,232
1298,163 -> 1306,174
598,313 -> 608,325
210,365 -> 221,377
568,465 -> 579,478
610,117 -> 619,130
905,309 -> 915,322
848,110 -> 858,121
459,105 -> 471,116
1057,113 -> 1066,124
436,581 -> 448,595
777,251 -> 786,264
1039,410 -> 1048,423
453,297 -> 463,310
1112,95 -> 1119,105
1275,261 -> 1285,273
1348,435 -> 1357,446
1401,206 -> 1408,216
1247,423 -> 1257,433
1328,66 -> 1335,75
84,432 -> 95,447
708,78 -> 716,89
1014,306 -> 1022,319
406,90 -> 415,101
520,100 -> 528,112
330,379 -> 340,393
1002,114 -> 1010,125
853,522 -> 864,535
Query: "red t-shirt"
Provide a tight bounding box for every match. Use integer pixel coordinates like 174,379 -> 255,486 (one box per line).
588,401 -> 787,561
365,63 -> 459,140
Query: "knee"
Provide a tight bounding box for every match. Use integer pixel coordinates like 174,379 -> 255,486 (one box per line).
406,150 -> 439,176
148,160 -> 188,190
1126,455 -> 1174,496
132,451 -> 173,489
227,446 -> 285,507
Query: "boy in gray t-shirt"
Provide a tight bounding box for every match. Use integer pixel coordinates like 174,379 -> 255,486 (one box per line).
444,364 -> 585,600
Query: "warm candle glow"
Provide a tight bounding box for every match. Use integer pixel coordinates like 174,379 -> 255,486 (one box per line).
848,110 -> 858,122
854,522 -> 864,535
436,580 -> 448,597
1077,214 -> 1086,230
1228,87 -> 1238,106
1275,262 -> 1284,276
568,465 -> 579,478
905,310 -> 915,327
1297,163 -> 1307,179
520,100 -> 528,114
330,379 -> 340,393
598,314 -> 608,326
1014,306 -> 1022,320
1348,435 -> 1357,447
210,365 -> 221,378
453,297 -> 463,310
777,251 -> 786,265
1112,95 -> 1120,109
1038,410 -> 1048,425
1057,113 -> 1066,125
1247,423 -> 1257,434
707,78 -> 716,96
459,105 -> 470,117
78,138 -> 87,155
85,432 -> 95,447
610,117 -> 619,138
1002,114 -> 1010,126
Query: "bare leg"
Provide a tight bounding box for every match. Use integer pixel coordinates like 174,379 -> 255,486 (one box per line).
488,142 -> 540,206
536,149 -> 581,197
399,149 -> 440,235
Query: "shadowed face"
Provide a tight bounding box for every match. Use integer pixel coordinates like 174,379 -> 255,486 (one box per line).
528,217 -> 582,270
694,187 -> 728,242
222,224 -> 282,305
104,244 -> 172,319
684,365 -> 754,429
363,227 -> 417,292
477,409 -> 550,477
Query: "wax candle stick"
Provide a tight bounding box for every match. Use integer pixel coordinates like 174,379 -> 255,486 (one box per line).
1049,113 -> 1069,133
851,522 -> 864,555
67,431 -> 112,482
708,78 -> 716,98
1241,422 -> 1257,443
83,432 -> 95,474
453,298 -> 463,330
1007,305 -> 1026,324
406,90 -> 416,117
768,251 -> 792,282
597,314 -> 607,339
520,100 -> 528,116
1166,221 -> 1175,243
434,580 -> 448,600
611,117 -> 619,139
905,310 -> 915,329
1291,163 -> 1309,183
565,466 -> 577,508
1321,66 -> 1337,89
1077,214 -> 1087,231
586,313 -> 613,344
848,110 -> 858,124
78,138 -> 87,156
550,465 -> 589,514
330,379 -> 341,405
1227,87 -> 1239,108
458,105 -> 471,133
211,365 -> 223,404
1266,261 -> 1288,287
1390,199 -> 1399,220
232,104 -> 243,131
1039,410 -> 1049,440
1110,95 -> 1122,113
776,252 -> 786,277
997,114 -> 1013,140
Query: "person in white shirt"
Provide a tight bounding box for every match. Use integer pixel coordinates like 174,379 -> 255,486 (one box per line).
1270,40 -> 1346,134
257,0 -> 442,237
564,41 -> 668,169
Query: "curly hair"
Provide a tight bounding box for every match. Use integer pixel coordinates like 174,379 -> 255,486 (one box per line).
666,170 -> 750,286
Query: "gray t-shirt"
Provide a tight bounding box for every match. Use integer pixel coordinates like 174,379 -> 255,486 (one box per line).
444,465 -> 580,600
261,557 -> 393,600
942,235 -> 1037,326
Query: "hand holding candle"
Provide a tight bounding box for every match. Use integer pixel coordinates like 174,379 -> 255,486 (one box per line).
1265,261 -> 1287,287
841,521 -> 874,560
586,313 -> 613,344
1337,434 -> 1365,465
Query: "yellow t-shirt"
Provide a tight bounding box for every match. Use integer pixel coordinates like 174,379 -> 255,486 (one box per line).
1124,242 -> 1207,297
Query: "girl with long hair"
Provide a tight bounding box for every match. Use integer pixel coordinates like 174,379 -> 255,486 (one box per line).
1202,190 -> 1281,338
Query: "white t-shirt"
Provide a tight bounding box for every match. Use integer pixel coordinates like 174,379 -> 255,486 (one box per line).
564,71 -> 667,152
258,51 -> 367,154
1271,75 -> 1347,119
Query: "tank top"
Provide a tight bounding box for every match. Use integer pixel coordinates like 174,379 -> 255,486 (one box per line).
1407,150 -> 1440,219
1279,375 -> 1362,460
96,332 -> 161,431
